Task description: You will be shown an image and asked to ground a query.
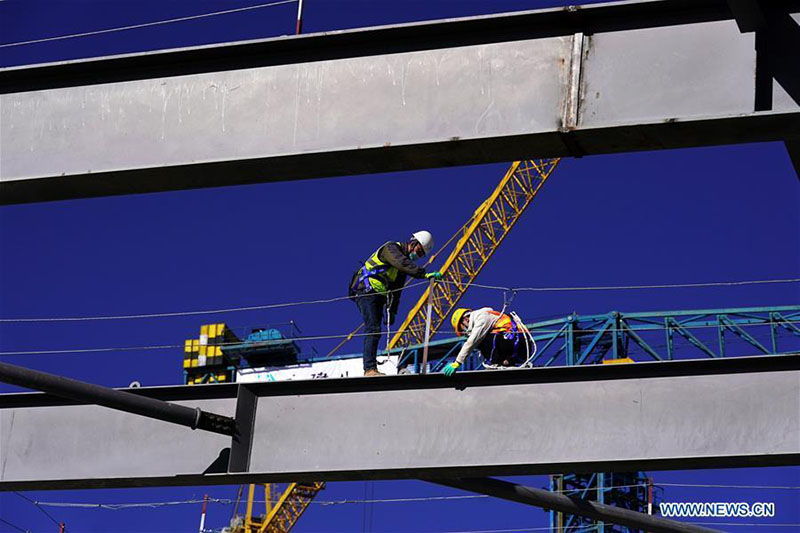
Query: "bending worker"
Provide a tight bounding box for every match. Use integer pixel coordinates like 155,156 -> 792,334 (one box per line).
350,231 -> 442,377
443,307 -> 531,376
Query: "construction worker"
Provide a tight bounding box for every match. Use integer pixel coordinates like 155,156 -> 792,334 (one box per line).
350,231 -> 442,376
442,307 -> 531,376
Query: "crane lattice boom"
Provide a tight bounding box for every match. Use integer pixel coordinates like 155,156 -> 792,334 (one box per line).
389,158 -> 561,350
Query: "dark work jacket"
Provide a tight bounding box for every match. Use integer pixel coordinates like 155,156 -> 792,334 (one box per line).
350,242 -> 427,316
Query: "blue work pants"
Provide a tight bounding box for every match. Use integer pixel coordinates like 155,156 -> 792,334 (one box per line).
355,292 -> 387,371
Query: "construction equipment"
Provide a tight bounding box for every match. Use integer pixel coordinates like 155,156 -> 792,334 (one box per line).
210,158 -> 562,531
224,482 -> 326,533
389,158 -> 561,352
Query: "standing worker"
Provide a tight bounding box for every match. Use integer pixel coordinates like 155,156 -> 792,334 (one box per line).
350,231 -> 442,376
442,307 -> 532,376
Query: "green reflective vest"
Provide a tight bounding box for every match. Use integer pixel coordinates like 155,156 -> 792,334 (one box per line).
357,242 -> 401,294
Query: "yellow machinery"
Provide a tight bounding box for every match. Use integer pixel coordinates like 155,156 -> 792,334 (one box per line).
389,158 -> 561,350
228,157 -> 561,532
228,482 -> 326,533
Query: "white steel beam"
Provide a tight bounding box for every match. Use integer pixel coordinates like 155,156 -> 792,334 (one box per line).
1,1 -> 798,203
1,356 -> 798,490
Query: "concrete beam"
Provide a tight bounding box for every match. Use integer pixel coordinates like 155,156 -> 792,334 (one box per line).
1,0 -> 798,204
1,356 -> 798,490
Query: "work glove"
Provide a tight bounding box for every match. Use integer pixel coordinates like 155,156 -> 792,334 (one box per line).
442,362 -> 460,377
425,271 -> 443,281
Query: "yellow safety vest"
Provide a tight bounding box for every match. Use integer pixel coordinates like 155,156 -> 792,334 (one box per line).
356,242 -> 401,294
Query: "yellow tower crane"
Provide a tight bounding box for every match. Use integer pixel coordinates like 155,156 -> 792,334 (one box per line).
390,158 -> 560,350
229,157 -> 561,533
227,482 -> 326,533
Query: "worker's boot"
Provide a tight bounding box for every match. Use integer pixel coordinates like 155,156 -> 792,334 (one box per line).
364,368 -> 385,377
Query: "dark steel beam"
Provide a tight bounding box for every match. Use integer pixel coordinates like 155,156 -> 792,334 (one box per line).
0,361 -> 235,436
430,477 -> 719,533
787,137 -> 800,178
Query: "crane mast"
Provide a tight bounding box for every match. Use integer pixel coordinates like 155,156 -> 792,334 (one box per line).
389,158 -> 561,350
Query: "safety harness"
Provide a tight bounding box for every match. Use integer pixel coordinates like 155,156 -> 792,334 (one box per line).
353,241 -> 401,294
485,310 -> 523,363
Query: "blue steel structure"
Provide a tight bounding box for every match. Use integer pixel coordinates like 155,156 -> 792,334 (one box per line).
210,304 -> 799,532
385,304 -> 799,532
379,305 -> 800,372
296,304 -> 799,532
549,473 -> 662,533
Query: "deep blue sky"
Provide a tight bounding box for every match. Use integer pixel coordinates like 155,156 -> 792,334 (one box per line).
1,1 -> 799,532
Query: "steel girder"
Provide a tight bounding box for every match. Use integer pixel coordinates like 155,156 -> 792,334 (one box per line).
1,355 -> 799,490
1,0 -> 799,203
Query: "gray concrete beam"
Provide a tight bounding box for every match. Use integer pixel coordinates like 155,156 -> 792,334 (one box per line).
1,1 -> 798,204
1,356 -> 798,490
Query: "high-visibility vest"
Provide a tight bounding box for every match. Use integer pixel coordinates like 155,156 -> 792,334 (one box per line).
355,242 -> 401,294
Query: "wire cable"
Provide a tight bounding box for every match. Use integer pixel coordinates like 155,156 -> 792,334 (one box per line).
14,492 -> 60,527
0,281 -> 429,324
659,482 -> 800,490
33,481 -> 800,511
460,277 -> 800,293
1,322 -> 798,357
1,277 -> 795,324
0,0 -> 297,49
0,517 -> 29,533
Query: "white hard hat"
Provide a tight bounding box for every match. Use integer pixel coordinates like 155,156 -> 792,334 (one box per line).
411,230 -> 434,255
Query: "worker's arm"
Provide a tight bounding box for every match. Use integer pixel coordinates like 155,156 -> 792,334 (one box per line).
453,308 -> 497,365
380,243 -> 427,278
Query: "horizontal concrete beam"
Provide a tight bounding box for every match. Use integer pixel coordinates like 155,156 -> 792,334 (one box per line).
1,0 -> 798,204
1,356 -> 798,490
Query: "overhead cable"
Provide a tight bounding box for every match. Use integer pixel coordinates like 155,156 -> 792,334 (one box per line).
1,277 -> 795,324
0,0 -> 297,49
0,325 -> 796,357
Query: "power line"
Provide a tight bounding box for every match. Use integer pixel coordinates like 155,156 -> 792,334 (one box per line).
659,482 -> 800,490
0,517 -> 30,533
464,277 -> 800,293
14,493 -> 61,528
1,320 -> 798,357
0,0 -> 297,49
1,277 -> 796,324
29,481 -> 800,511
0,281 -> 429,324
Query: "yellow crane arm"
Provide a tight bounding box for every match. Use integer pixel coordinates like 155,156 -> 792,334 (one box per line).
388,158 -> 561,350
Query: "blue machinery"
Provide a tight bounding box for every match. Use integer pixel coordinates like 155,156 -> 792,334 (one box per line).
295,304 -> 799,532
394,304 -> 799,533
187,304 -> 799,531
381,305 -> 800,373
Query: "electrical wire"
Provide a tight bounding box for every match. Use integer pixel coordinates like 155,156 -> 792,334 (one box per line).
2,317 -> 798,357
659,483 -> 800,490
0,281 -> 429,324
14,493 -> 61,528
1,277 -> 796,324
32,481 -> 800,511
0,517 -> 29,533
460,277 -> 800,293
0,0 -> 298,49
